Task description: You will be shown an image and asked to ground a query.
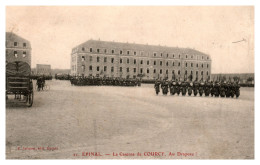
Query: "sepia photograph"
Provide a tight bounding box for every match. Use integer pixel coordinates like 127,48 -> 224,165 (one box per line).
5,6 -> 254,159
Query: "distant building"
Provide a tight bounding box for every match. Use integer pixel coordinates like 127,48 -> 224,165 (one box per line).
71,39 -> 211,80
36,64 -> 51,75
6,32 -> 32,66
211,73 -> 254,84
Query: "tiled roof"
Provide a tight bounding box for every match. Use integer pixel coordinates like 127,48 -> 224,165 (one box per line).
74,39 -> 209,57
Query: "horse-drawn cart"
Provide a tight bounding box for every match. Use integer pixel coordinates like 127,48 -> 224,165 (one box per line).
6,61 -> 33,107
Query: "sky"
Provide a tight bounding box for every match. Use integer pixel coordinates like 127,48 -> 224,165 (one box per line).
6,6 -> 254,73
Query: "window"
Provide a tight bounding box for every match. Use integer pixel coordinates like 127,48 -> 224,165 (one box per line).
23,43 -> 26,48
202,64 -> 204,68
147,68 -> 149,74
167,54 -> 169,58
191,63 -> 193,67
191,71 -> 193,75
147,60 -> 149,65
112,50 -> 114,54
97,66 -> 99,71
201,71 -> 203,75
179,54 -> 181,58
90,48 -> 92,52
186,55 -> 188,58
207,64 -> 209,68
154,69 -> 156,73
81,56 -> 85,61
140,68 -> 143,74
111,58 -> 114,63
185,70 -> 187,75
178,62 -> 180,66
82,65 -> 85,72
127,58 -> 129,64
127,68 -> 129,72
140,60 -> 143,64
178,70 -> 181,75
160,61 -> 162,66
104,66 -> 107,72
173,54 -> 175,58
127,51 -> 130,55
97,57 -> 100,62
82,47 -> 85,51
23,51 -> 26,58
207,71 -> 209,75
173,62 -> 174,66
161,53 -> 163,57
196,64 -> 198,68
120,58 -> 122,63
111,67 -> 114,72
134,51 -> 136,55
154,53 -> 157,57
97,49 -> 100,53
120,67 -> 122,72
134,59 -> 136,64
14,42 -> 18,47
160,69 -> 162,74
196,71 -> 198,75
202,56 -> 204,60
207,57 -> 209,60
166,70 -> 168,74
104,49 -> 107,53
104,57 -> 107,62
120,50 -> 123,55
166,61 -> 168,66
89,65 -> 92,71
185,63 -> 187,67
134,68 -> 136,73
90,56 -> 92,61
154,61 -> 156,65
14,51 -> 17,58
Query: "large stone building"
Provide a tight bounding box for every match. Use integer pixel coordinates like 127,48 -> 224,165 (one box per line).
6,32 -> 32,66
36,64 -> 51,75
71,40 -> 211,80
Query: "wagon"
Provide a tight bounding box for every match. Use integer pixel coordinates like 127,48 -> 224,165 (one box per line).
6,61 -> 33,107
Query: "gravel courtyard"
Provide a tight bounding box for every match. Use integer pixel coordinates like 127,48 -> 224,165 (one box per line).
6,80 -> 254,159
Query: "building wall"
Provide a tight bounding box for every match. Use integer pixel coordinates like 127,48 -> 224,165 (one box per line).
36,64 -> 52,75
71,40 -> 211,80
6,32 -> 32,66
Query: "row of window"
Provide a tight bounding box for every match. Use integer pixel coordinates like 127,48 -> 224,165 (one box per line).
78,47 -> 209,60
81,56 -> 209,68
8,51 -> 27,58
7,42 -> 27,48
81,65 -> 209,76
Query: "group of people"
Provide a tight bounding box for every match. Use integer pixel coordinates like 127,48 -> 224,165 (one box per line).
36,77 -> 46,91
154,78 -> 240,98
70,76 -> 142,87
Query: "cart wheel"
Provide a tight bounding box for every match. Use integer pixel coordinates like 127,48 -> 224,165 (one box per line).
27,91 -> 33,107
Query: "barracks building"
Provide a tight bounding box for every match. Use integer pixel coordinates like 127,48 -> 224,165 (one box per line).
6,32 -> 32,66
71,40 -> 211,80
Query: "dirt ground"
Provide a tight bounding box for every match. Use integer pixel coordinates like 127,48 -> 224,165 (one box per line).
6,80 -> 254,159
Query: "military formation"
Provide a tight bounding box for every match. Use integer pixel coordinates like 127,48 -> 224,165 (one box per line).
70,76 -> 141,87
154,76 -> 240,98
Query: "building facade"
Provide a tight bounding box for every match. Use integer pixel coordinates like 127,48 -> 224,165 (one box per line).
71,40 -> 211,80
36,64 -> 51,75
6,32 -> 32,66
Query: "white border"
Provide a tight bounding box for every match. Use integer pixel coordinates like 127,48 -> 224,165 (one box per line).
0,0 -> 258,165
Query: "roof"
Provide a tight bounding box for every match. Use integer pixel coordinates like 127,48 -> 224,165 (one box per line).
73,39 -> 209,57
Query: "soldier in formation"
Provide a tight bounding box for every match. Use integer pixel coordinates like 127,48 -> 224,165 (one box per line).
70,75 -> 141,87
154,75 -> 240,98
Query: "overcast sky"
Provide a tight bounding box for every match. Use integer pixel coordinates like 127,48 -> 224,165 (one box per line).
6,6 -> 254,73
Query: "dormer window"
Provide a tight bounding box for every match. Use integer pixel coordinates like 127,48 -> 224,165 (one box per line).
112,50 -> 114,54
154,53 -> 157,57
14,42 -> 18,47
90,48 -> 92,52
23,43 -> 26,48
97,49 -> 100,53
127,51 -> 130,55
120,50 -> 123,55
134,51 -> 137,55
82,47 -> 85,51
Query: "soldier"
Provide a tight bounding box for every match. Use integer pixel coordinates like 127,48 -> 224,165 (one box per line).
161,79 -> 168,95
